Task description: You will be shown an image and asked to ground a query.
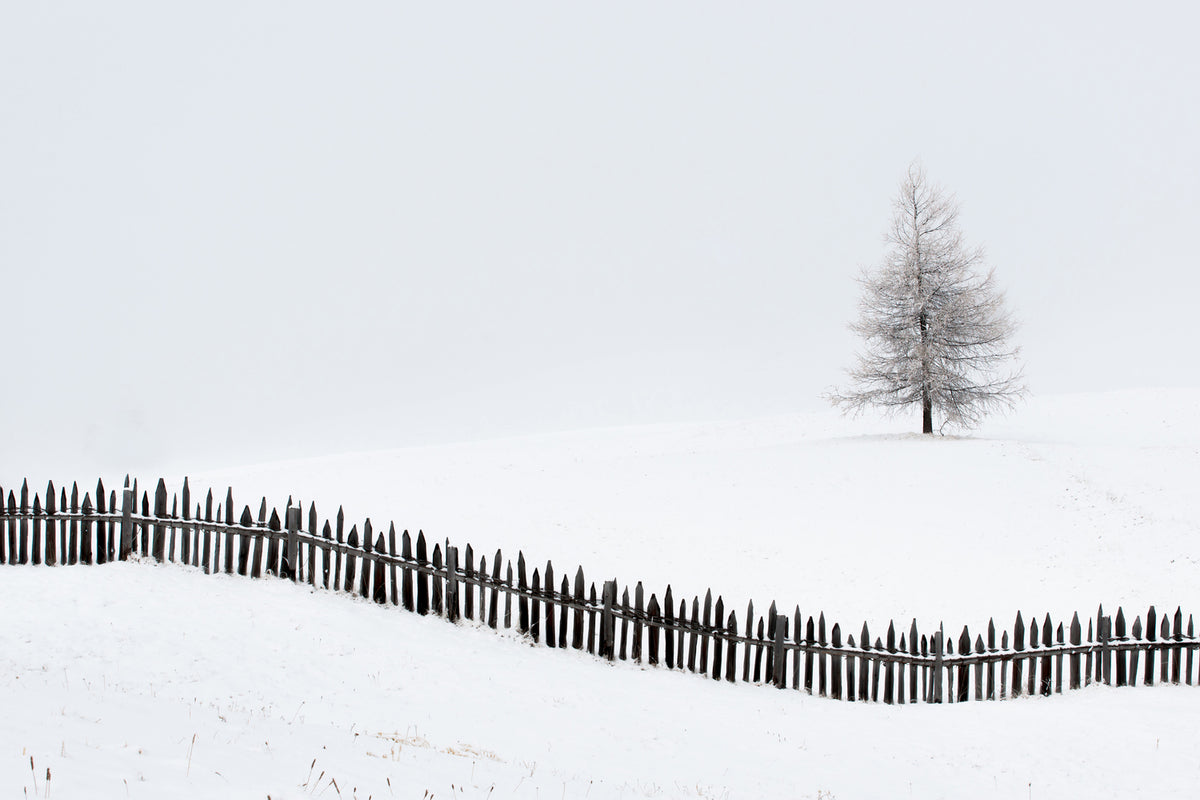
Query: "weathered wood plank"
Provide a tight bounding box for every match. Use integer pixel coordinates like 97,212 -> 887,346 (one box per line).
387,524 -> 399,605
238,506 -> 253,576
490,551 -> 503,630
572,567 -> 585,649
711,597 -> 724,681
358,520 -> 373,599
831,624 -> 843,700
647,593 -> 661,666
266,508 -> 282,578
463,544 -> 475,621
1144,606 -> 1157,686
543,561 -> 555,647
401,531 -> 415,610
307,503 -> 318,586
69,482 -> 80,565
79,494 -> 94,565
688,596 -> 700,673
560,575 -> 570,649
504,562 -> 513,629
724,611 -> 738,682
321,521 -> 333,589
664,586 -> 675,669
517,552 -> 529,633
430,543 -> 443,616
529,568 -> 541,641
152,479 -> 167,562
373,533 -> 388,604
618,587 -> 629,660
343,525 -> 359,593
445,544 -> 459,622
416,531 -> 429,615
633,582 -> 644,663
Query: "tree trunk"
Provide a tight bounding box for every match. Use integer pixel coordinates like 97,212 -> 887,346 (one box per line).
922,393 -> 933,434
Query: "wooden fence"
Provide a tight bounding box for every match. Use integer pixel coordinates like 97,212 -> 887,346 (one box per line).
2,476 -> 1197,704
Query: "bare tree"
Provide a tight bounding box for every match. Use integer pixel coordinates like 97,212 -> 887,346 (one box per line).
831,164 -> 1025,433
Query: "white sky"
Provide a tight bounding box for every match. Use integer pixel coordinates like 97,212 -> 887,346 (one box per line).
3,2 -> 1198,479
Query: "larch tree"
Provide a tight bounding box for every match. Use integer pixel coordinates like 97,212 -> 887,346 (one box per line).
831,164 -> 1025,433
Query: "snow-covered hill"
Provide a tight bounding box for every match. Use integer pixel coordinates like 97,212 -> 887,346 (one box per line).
4,390 -> 1199,798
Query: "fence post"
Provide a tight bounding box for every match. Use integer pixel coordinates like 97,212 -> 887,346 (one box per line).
446,546 -> 459,623
931,625 -> 944,703
285,506 -> 301,582
119,481 -> 134,560
601,579 -> 617,660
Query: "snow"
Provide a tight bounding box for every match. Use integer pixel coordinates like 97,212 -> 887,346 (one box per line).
3,390 -> 1200,798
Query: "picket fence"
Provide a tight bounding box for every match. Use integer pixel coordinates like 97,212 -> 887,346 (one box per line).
1,476 -> 1196,704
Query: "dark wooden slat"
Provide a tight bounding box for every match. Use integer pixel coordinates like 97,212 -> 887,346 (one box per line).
266,508 -> 282,578
530,568 -> 541,642
19,481 -> 30,564
633,582 -> 644,663
1144,606 -> 1157,686
543,561 -> 555,647
387,524 -> 399,605
33,492 -> 43,566
724,611 -> 738,682
765,602 -> 777,681
859,623 -> 870,702
572,567 -> 585,649
805,616 -> 816,694
200,495 -> 212,573
416,531 -> 429,615
96,479 -> 110,564
687,596 -> 700,673
1130,616 -> 1143,688
463,544 -> 475,621
151,479 -> 167,563
238,506 -> 253,576
68,482 -> 80,565
1041,614 -> 1053,695
430,543 -> 443,616
1160,616 -> 1170,684
401,531 -> 415,610
373,534 -> 388,604
647,593 -> 661,666
490,551 -> 503,630
830,624 -> 843,700
179,479 -> 191,566
307,503 -> 318,586
517,552 -> 529,633
504,562 -> 513,629
1171,607 -> 1184,684
871,637 -> 882,702
700,590 -> 713,675
445,544 -> 459,622
1055,622 -> 1065,694
358,520 -> 373,599
792,609 -> 801,690
589,583 -> 599,654
600,580 -> 616,660
42,481 -> 54,566
559,575 -> 570,648
1012,612 -> 1025,696
1114,608 -> 1128,686
343,525 -> 359,593
753,618 -> 764,683
79,494 -> 94,565
676,599 -> 686,670
743,600 -> 754,683
846,635 -> 857,702
819,613 -> 829,697
711,597 -> 724,681
664,586 -> 675,669
618,587 -> 629,660
771,614 -> 786,688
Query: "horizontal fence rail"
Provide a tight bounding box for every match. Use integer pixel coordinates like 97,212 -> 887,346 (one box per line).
1,476 -> 1196,704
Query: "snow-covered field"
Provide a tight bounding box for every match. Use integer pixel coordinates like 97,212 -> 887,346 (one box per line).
3,390 -> 1199,798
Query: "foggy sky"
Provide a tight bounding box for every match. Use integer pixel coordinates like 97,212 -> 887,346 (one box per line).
3,1 -> 1198,480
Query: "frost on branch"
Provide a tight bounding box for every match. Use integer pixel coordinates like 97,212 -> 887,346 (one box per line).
830,163 -> 1026,433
